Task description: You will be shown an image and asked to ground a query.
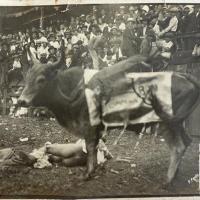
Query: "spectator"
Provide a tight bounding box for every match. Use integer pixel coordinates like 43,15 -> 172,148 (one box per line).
140,29 -> 156,56
195,5 -> 200,31
49,34 -> 60,49
121,17 -> 141,57
37,37 -> 49,60
182,5 -> 197,50
29,41 -> 37,59
158,7 -> 179,37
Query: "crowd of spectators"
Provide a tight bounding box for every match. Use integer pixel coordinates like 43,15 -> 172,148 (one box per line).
0,4 -> 200,114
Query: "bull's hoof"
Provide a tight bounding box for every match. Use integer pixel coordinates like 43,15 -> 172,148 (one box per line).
79,173 -> 92,181
161,181 -> 174,191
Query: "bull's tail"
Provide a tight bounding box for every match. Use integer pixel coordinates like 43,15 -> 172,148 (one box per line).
181,73 -> 200,89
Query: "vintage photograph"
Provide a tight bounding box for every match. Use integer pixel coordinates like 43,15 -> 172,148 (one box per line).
0,1 -> 199,198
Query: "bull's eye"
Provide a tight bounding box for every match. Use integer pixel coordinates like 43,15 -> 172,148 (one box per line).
36,76 -> 46,86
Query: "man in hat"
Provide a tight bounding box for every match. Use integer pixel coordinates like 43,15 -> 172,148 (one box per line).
158,7 -> 179,37
37,37 -> 49,60
181,5 -> 197,50
121,17 -> 141,57
128,6 -> 138,20
48,46 -> 57,58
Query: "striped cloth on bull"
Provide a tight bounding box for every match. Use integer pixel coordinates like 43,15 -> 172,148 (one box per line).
84,69 -> 173,127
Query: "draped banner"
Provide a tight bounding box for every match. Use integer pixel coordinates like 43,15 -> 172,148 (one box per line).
84,69 -> 173,127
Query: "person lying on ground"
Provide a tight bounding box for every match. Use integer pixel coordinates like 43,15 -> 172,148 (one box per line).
0,139 -> 113,169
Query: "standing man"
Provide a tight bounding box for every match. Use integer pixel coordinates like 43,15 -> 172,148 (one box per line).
121,17 -> 141,57
181,5 -> 197,50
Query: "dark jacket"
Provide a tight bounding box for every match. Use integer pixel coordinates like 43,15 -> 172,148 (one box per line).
121,28 -> 141,57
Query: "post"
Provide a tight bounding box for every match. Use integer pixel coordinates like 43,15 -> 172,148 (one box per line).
40,7 -> 44,29
2,87 -> 7,115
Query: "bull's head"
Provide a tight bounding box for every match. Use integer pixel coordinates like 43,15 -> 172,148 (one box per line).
18,49 -> 64,107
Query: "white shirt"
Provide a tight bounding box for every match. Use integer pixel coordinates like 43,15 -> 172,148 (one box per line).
119,23 -> 126,32
71,35 -> 79,44
50,41 -> 60,49
162,16 -> 178,33
13,60 -> 21,69
77,33 -> 89,46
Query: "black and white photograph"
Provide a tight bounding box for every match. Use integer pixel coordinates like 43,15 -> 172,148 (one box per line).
0,0 -> 200,198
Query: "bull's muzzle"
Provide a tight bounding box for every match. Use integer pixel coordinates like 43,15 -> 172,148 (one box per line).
17,97 -> 29,107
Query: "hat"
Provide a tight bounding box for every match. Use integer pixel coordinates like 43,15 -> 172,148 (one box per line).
184,5 -> 194,10
57,32 -> 63,37
77,40 -> 83,45
127,17 -> 136,22
111,26 -> 118,30
169,7 -> 179,12
36,39 -> 41,44
120,6 -> 125,9
10,40 -> 16,44
64,31 -> 71,35
2,35 -> 7,40
142,5 -> 149,13
129,6 -> 135,11
40,37 -> 48,43
48,46 -> 56,52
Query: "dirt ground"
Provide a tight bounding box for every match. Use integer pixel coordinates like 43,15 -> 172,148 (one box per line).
0,116 -> 199,198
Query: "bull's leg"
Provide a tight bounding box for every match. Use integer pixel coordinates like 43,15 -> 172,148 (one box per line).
84,126 -> 100,180
162,122 -> 187,184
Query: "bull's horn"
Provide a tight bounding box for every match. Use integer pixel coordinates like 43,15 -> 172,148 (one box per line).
27,48 -> 40,65
141,61 -> 151,68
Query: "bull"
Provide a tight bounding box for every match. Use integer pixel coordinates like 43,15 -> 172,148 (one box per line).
18,51 -> 200,186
